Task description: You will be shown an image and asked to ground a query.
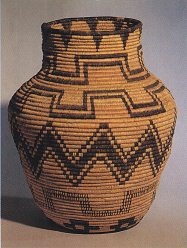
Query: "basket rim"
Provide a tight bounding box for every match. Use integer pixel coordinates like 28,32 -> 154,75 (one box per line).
41,16 -> 142,36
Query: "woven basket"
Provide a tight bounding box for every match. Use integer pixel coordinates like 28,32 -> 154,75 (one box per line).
8,16 -> 177,234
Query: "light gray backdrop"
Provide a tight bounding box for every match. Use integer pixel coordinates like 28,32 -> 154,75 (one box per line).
1,0 -> 187,248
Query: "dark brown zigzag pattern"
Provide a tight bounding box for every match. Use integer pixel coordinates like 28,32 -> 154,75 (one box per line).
10,120 -> 176,186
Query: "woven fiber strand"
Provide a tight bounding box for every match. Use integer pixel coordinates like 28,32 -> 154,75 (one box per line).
8,17 -> 177,234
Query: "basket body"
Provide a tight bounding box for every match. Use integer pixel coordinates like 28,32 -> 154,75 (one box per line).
8,17 -> 177,233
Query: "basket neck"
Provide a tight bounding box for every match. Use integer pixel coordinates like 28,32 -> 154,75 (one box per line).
41,17 -> 146,76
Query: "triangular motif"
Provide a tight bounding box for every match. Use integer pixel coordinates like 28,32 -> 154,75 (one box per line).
61,20 -> 72,50
86,18 -> 103,51
112,18 -> 129,50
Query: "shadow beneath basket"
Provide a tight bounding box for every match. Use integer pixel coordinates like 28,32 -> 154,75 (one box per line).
1,196 -> 79,234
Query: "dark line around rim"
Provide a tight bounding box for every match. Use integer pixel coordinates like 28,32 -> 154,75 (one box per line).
41,16 -> 142,36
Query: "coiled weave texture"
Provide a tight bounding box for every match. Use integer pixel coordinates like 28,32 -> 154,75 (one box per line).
8,17 -> 177,233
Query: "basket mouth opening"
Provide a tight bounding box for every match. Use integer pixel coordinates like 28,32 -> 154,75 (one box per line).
42,16 -> 142,35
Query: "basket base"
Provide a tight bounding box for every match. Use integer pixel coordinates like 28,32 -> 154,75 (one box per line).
44,213 -> 143,234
